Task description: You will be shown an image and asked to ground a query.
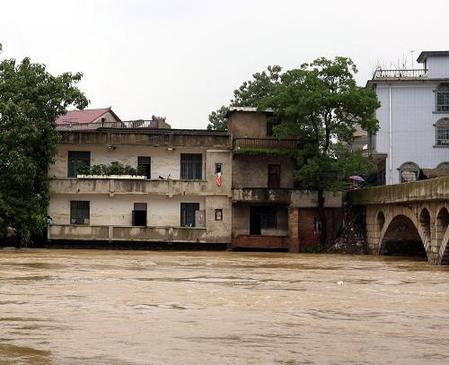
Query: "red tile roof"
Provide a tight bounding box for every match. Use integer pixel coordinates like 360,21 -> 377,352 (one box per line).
55,107 -> 120,125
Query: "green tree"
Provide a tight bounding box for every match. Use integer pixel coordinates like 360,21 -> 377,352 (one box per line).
0,44 -> 88,245
261,57 -> 379,247
207,65 -> 282,131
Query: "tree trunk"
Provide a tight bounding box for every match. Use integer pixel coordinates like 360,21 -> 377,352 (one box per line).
317,189 -> 327,249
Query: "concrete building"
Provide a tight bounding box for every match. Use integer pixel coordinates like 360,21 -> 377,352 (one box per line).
48,108 -> 232,246
368,51 -> 449,185
47,107 -> 342,251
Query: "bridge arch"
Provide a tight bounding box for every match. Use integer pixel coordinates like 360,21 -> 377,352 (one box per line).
437,207 -> 449,264
378,209 -> 427,259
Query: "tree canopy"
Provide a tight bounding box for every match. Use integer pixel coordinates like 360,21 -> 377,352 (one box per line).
0,44 -> 88,244
261,57 -> 380,246
207,65 -> 282,131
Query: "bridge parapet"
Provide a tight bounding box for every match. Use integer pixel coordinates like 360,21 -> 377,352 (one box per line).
350,177 -> 449,205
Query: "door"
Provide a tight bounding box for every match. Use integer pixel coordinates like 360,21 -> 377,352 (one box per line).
250,208 -> 262,235
268,164 -> 281,188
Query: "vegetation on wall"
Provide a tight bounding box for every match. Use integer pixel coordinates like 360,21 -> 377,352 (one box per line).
0,43 -> 88,245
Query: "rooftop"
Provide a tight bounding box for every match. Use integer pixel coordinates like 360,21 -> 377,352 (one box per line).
55,107 -> 120,125
417,51 -> 449,63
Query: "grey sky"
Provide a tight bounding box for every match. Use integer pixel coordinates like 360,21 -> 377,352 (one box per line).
1,0 -> 447,128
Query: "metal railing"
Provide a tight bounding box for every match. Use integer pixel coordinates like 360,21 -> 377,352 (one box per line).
373,68 -> 428,79
55,120 -> 162,131
233,138 -> 299,150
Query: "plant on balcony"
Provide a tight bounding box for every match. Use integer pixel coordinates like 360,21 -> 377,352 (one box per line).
77,163 -> 144,177
0,43 -> 88,245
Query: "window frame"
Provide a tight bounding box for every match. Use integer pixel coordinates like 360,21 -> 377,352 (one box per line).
70,201 -> 90,225
436,91 -> 449,112
180,203 -> 200,227
180,154 -> 202,180
435,118 -> 449,146
67,151 -> 91,178
215,209 -> 223,221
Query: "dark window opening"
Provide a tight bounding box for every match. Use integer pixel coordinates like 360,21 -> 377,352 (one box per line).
250,206 -> 277,234
268,164 -> 281,188
181,203 -> 200,227
137,156 -> 151,179
132,202 -> 147,226
70,201 -> 90,225
68,151 -> 91,177
215,163 -> 222,174
181,154 -> 202,180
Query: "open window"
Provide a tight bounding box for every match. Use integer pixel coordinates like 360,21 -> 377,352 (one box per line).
68,151 -> 91,177
180,203 -> 200,227
132,203 -> 147,226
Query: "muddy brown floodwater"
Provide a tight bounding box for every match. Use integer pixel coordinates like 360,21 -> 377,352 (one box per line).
1,250 -> 449,365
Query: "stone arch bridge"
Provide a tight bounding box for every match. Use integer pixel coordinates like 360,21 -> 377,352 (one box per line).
350,177 -> 449,264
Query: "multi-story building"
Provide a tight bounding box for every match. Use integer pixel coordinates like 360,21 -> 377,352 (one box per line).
47,107 -> 342,251
48,108 -> 233,246
368,51 -> 449,185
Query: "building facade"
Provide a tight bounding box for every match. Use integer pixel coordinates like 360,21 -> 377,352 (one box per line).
368,51 -> 449,185
47,107 -> 342,251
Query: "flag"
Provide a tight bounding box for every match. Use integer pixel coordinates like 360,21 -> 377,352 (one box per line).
215,172 -> 222,187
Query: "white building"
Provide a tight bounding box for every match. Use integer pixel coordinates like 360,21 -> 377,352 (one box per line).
368,51 -> 449,185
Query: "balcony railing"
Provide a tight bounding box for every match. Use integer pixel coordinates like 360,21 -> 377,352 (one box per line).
232,188 -> 292,204
49,177 -> 218,197
48,225 -> 207,242
233,138 -> 299,150
56,120 -> 164,131
372,68 -> 428,79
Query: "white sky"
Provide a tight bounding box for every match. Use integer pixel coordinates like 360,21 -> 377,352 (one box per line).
1,0 -> 447,129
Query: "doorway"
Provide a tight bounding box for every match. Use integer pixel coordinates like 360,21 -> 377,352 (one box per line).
250,208 -> 262,235
132,203 -> 147,226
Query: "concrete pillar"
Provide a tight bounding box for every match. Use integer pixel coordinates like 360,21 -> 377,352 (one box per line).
288,207 -> 300,253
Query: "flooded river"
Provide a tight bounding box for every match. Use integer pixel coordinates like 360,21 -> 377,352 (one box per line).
1,250 -> 449,364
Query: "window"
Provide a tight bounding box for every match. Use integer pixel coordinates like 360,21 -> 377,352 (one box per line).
215,209 -> 223,221
435,118 -> 449,146
68,151 -> 91,177
70,201 -> 90,225
181,154 -> 202,180
251,206 -> 277,229
137,156 -> 151,179
399,162 -> 420,183
215,163 -> 222,174
437,91 -> 449,112
180,203 -> 200,227
132,202 -> 147,226
268,164 -> 281,188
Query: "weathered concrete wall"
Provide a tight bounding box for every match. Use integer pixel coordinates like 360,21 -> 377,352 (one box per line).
228,111 -> 267,138
290,191 -> 342,208
232,155 -> 295,188
50,144 -> 231,184
49,194 -> 206,227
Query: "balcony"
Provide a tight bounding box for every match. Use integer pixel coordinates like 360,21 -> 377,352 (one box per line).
232,188 -> 292,204
372,68 -> 428,80
233,138 -> 299,151
48,225 -> 207,242
49,177 -> 212,197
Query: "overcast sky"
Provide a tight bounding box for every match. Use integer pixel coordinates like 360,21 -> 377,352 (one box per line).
1,0 -> 448,128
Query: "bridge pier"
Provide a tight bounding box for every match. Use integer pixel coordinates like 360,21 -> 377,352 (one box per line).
351,177 -> 449,265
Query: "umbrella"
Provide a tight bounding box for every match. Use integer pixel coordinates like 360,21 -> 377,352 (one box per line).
349,175 -> 365,182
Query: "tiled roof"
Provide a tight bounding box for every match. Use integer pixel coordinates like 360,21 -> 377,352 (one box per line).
55,108 -> 118,125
